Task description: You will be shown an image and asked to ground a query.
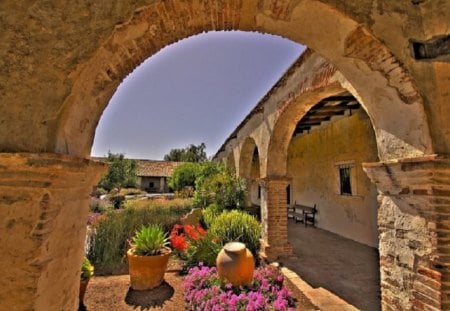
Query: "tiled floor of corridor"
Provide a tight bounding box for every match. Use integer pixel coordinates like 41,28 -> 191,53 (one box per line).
279,223 -> 381,311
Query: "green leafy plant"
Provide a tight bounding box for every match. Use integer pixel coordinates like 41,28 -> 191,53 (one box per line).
185,233 -> 222,267
202,203 -> 221,228
130,225 -> 170,256
168,162 -> 201,192
164,143 -> 207,162
97,152 -> 138,191
194,167 -> 247,209
81,257 -> 94,280
209,210 -> 261,256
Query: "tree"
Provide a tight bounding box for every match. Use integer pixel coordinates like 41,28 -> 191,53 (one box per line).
163,143 -> 207,162
193,162 -> 247,209
168,162 -> 201,192
98,153 -> 138,191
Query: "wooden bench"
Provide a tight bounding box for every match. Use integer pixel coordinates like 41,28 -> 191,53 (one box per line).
289,202 -> 317,227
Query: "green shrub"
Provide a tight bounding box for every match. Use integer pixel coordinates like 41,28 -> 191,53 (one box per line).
169,163 -> 201,192
130,225 -> 169,256
87,200 -> 192,274
194,170 -> 247,209
109,194 -> 125,209
209,210 -> 261,256
97,152 -> 138,191
185,233 -> 222,267
81,257 -> 94,280
175,186 -> 195,199
202,203 -> 221,228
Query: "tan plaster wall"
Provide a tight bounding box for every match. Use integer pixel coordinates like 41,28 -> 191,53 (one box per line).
287,109 -> 379,247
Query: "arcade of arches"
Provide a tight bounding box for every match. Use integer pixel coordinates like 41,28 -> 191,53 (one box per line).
0,1 -> 449,310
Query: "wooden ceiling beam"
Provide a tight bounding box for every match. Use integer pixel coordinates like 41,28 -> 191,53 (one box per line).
320,95 -> 355,102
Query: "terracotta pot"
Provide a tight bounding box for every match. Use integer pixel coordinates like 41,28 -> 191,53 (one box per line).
216,242 -> 255,286
127,247 -> 171,290
79,278 -> 90,303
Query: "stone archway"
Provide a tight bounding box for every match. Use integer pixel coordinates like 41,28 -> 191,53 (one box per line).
0,1 -> 442,311
52,1 -> 432,160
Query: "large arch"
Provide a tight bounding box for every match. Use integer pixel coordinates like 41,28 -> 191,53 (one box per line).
52,0 -> 432,161
1,2 -> 447,311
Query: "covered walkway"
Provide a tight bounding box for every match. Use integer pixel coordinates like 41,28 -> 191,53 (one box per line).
280,224 -> 381,311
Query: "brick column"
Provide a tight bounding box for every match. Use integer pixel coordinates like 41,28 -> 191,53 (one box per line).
0,153 -> 106,311
259,176 -> 293,262
363,155 -> 450,311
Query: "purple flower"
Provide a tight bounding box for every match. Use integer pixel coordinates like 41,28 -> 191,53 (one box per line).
183,264 -> 296,310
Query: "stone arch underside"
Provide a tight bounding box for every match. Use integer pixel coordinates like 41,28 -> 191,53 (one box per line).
238,136 -> 260,179
52,0 -> 432,163
226,151 -> 236,173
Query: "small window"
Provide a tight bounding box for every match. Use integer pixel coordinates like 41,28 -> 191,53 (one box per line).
149,182 -> 155,188
257,185 -> 261,199
339,166 -> 352,195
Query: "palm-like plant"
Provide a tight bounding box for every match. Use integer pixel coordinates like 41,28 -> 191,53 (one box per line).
130,225 -> 170,256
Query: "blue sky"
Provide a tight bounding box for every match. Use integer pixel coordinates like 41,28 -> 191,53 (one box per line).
91,31 -> 304,159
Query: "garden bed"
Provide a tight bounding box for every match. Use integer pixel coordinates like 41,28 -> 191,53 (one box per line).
81,258 -> 318,310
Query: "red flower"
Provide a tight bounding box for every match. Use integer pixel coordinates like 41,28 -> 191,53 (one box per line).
196,224 -> 207,237
170,234 -> 188,252
184,225 -> 200,240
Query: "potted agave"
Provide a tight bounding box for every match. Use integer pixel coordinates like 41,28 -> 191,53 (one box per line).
127,224 -> 171,290
80,257 -> 94,303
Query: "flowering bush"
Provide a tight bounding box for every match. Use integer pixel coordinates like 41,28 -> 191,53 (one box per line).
170,224 -> 207,253
183,264 -> 296,310
170,224 -> 221,266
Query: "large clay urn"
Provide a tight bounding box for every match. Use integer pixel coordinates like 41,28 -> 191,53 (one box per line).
127,247 -> 171,290
216,242 -> 255,286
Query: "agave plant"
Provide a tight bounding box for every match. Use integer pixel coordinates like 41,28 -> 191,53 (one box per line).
131,225 -> 170,256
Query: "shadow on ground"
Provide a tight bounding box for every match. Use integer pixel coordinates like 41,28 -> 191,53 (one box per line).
281,224 -> 381,311
124,282 -> 174,309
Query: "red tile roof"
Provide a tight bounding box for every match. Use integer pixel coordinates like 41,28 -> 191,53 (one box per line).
136,160 -> 184,177
92,157 -> 184,177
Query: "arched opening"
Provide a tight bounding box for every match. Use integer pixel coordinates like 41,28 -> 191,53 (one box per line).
1,1 -> 440,310
281,91 -> 380,310
238,137 -> 262,212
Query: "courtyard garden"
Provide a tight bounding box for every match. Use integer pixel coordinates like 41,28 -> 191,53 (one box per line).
80,158 -> 318,310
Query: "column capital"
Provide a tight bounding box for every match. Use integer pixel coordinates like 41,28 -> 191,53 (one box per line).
363,155 -> 450,196
0,152 -> 107,188
258,175 -> 291,187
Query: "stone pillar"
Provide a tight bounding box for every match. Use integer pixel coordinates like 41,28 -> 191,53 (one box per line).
259,176 -> 293,261
0,153 -> 106,311
363,155 -> 450,311
244,177 -> 252,207
160,177 -> 165,193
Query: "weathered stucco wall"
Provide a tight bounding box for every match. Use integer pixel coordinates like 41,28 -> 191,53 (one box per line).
287,109 -> 379,247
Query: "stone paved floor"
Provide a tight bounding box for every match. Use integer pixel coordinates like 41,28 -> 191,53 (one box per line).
279,222 -> 381,311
